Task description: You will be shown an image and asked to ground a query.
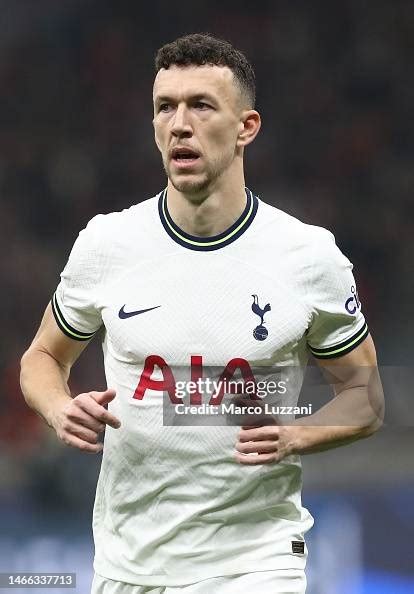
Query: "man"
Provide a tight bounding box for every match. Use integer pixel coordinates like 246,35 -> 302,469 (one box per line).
20,33 -> 383,594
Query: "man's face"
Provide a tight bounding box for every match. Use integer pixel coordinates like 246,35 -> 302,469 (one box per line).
153,64 -> 245,196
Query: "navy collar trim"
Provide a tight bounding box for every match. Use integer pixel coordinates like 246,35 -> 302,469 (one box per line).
158,188 -> 258,251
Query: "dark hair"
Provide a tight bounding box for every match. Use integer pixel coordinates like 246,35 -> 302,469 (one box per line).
155,33 -> 256,107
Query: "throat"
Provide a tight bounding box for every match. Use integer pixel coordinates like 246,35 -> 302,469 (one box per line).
166,190 -> 248,238
177,213 -> 224,237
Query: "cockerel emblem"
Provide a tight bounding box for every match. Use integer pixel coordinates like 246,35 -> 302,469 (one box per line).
251,294 -> 271,341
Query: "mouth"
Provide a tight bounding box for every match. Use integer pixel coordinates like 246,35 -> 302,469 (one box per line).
170,147 -> 200,167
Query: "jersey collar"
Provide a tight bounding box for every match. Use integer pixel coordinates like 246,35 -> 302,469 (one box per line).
158,188 -> 259,251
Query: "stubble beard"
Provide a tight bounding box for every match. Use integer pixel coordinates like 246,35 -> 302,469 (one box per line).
163,149 -> 234,200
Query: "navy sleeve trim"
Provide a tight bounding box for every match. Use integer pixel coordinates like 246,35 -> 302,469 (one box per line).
51,293 -> 97,341
308,322 -> 369,359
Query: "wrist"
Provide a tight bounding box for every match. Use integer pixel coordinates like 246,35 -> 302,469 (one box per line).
285,423 -> 307,455
45,392 -> 72,428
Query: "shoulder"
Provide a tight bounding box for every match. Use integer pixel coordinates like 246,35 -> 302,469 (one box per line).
83,194 -> 160,239
63,194 -> 161,278
257,197 -> 340,255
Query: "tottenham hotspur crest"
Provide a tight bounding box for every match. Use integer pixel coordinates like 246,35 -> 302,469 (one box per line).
251,294 -> 271,341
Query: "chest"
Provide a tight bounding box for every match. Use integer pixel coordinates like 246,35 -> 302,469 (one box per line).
100,253 -> 311,366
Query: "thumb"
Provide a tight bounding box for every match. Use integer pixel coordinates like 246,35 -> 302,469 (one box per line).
90,388 -> 117,406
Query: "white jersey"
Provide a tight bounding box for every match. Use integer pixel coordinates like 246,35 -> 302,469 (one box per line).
52,189 -> 367,586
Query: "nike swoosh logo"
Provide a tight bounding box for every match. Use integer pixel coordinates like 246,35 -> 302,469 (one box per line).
118,305 -> 161,319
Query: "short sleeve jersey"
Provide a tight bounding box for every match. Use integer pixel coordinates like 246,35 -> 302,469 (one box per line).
52,190 -> 367,586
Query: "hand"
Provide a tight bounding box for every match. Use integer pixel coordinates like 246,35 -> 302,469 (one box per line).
234,423 -> 297,465
51,388 -> 121,453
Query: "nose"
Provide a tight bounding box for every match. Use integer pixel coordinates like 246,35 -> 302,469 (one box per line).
171,104 -> 192,138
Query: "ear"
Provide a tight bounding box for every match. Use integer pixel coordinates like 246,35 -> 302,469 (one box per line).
236,110 -> 261,148
153,117 -> 162,153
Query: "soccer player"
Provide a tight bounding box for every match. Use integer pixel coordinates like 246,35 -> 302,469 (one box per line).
20,34 -> 383,594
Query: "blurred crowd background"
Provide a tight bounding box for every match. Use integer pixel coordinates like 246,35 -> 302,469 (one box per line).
0,1 -> 413,592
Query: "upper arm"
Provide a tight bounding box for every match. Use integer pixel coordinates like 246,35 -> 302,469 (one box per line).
315,333 -> 384,427
315,333 -> 377,393
27,214 -> 107,369
25,302 -> 91,372
301,229 -> 383,425
305,228 -> 368,359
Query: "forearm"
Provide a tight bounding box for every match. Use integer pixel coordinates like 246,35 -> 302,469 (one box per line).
291,422 -> 374,455
291,383 -> 384,455
20,347 -> 72,427
236,339 -> 384,465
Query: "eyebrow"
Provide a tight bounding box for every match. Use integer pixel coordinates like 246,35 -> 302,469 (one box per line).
154,92 -> 218,105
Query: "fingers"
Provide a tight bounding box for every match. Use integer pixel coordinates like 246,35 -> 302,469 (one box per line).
235,451 -> 279,465
66,407 -> 106,433
61,418 -> 101,444
236,440 -> 278,455
55,388 -> 121,454
235,425 -> 281,465
74,391 -> 121,429
238,425 -> 278,442
90,388 -> 117,407
60,432 -> 103,454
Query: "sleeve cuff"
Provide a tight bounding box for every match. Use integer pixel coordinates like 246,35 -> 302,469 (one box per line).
308,322 -> 369,359
51,293 -> 98,341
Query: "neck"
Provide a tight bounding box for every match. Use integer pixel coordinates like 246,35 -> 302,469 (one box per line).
166,176 -> 247,237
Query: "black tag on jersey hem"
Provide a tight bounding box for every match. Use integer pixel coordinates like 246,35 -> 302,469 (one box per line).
291,541 -> 305,554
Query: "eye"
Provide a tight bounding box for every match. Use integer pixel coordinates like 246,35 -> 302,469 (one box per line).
194,101 -> 211,110
158,103 -> 172,113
